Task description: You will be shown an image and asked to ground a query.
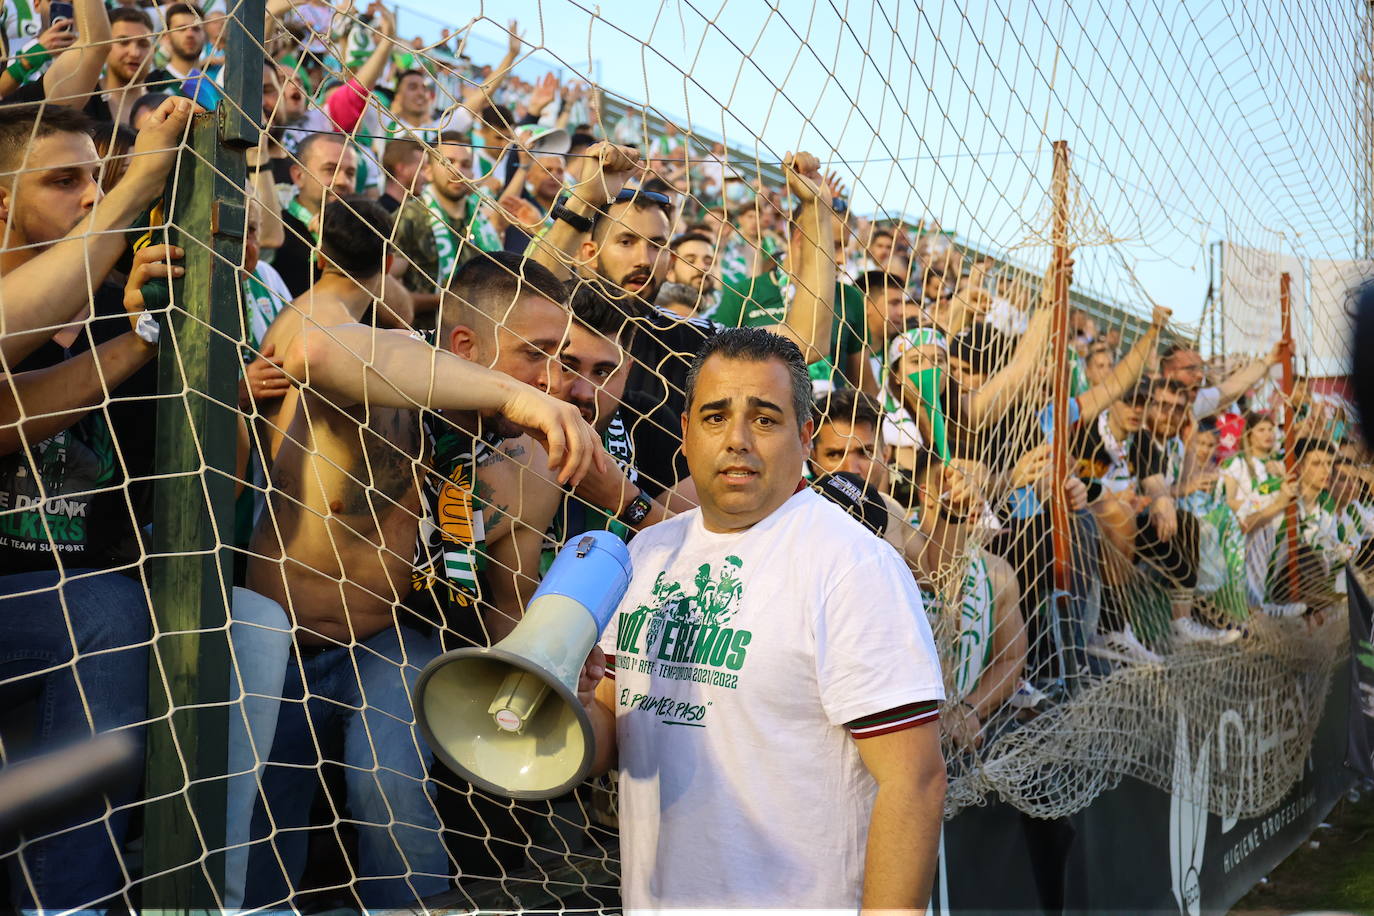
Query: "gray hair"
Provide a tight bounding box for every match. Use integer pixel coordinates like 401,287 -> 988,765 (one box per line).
684,327 -> 814,426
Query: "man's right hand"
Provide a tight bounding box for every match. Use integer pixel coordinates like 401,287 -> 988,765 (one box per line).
576,645 -> 608,710
122,96 -> 200,199
35,18 -> 78,54
569,141 -> 640,208
498,385 -> 607,486
1151,304 -> 1172,329
1149,495 -> 1177,541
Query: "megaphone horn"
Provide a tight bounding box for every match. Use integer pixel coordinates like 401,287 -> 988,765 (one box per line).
413,531 -> 632,800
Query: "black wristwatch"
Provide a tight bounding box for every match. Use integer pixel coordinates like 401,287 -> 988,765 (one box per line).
618,489 -> 653,527
550,199 -> 593,234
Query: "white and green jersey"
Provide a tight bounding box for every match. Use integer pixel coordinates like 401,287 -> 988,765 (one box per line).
1,0 -> 40,59
241,261 -> 292,353
921,549 -> 995,701
1262,490 -> 1351,600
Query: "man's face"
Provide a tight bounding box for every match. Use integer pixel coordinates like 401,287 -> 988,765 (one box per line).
427,143 -> 475,202
108,21 -> 154,84
683,355 -> 811,533
166,11 -> 206,61
390,148 -> 425,194
1110,397 -> 1146,433
865,286 -> 911,340
1084,350 -> 1114,386
1187,429 -> 1218,465
560,323 -> 629,432
1147,387 -> 1189,437
277,69 -> 307,122
869,233 -> 893,265
921,250 -> 961,302
1164,348 -> 1205,390
454,295 -> 571,439
947,354 -> 985,391
293,139 -> 356,211
260,63 -> 281,125
398,73 -> 435,118
529,153 -> 565,202
0,132 -> 100,251
1302,451 -> 1334,491
588,201 -> 670,300
667,238 -> 716,293
811,419 -> 888,493
735,207 -> 760,238
243,208 -> 261,274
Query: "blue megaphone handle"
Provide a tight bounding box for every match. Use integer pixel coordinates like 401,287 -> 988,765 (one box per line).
533,530 -> 632,636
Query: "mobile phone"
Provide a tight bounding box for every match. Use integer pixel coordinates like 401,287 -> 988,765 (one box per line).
181,68 -> 221,111
48,1 -> 75,28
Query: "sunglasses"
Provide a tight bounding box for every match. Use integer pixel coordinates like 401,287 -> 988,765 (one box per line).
616,188 -> 673,206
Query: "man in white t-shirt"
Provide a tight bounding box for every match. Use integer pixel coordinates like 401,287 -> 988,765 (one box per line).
578,327 -> 947,912
1160,341 -> 1287,420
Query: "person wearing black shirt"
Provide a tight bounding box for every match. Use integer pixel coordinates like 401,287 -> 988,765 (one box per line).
1131,377 -> 1239,645
268,130 -> 357,297
0,100 -> 190,910
525,142 -> 837,496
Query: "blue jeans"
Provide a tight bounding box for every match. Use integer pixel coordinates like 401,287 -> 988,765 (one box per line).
0,569 -> 150,913
222,587 -> 293,910
243,622 -> 449,908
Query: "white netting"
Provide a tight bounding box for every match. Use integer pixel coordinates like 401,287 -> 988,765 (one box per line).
0,0 -> 1368,911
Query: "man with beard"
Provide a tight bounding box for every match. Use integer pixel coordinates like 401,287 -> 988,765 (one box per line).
243,252 -> 602,908
660,231 -> 718,316
159,2 -> 207,80
530,144 -> 836,497
92,7 -> 172,124
550,281 -> 694,542
391,131 -> 508,318
0,97 -> 195,911
270,130 -> 357,297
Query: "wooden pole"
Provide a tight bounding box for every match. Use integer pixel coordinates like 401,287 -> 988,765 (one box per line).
143,0 -> 264,907
1047,140 -> 1081,685
1049,141 -> 1073,599
1279,271 -> 1301,603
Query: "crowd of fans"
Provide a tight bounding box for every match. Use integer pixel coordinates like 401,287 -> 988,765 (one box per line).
0,0 -> 1370,910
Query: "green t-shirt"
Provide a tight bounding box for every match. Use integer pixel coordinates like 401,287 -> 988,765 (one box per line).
808,283 -> 866,388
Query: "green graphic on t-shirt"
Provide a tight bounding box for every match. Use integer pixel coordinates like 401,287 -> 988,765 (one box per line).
616,556 -> 751,678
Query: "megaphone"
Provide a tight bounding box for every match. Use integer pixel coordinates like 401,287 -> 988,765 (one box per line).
413,530 -> 632,800
519,124 -> 572,156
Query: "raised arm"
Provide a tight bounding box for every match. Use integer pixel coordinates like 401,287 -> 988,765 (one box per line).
1,96 -> 195,365
526,140 -> 639,282
1204,341 -> 1285,417
966,255 -> 1073,428
286,321 -> 604,484
763,151 -> 835,365
42,0 -> 111,107
1075,305 -> 1168,421
349,5 -> 395,94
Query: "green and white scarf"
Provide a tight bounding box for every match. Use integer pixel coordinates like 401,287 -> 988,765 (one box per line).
423,189 -> 501,289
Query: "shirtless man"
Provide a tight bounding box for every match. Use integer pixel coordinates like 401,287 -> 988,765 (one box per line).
255,195 -> 393,460
242,252 -> 601,909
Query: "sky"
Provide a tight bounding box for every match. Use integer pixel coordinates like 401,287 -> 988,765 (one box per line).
391,0 -> 1365,344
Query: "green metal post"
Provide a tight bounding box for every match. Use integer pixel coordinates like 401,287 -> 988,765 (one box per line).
142,0 -> 264,907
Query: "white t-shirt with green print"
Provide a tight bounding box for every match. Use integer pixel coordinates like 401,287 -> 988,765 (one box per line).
601,487 -> 943,911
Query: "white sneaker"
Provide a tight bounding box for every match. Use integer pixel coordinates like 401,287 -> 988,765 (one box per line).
1088,625 -> 1164,665
1171,616 -> 1242,646
1261,602 -> 1307,618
